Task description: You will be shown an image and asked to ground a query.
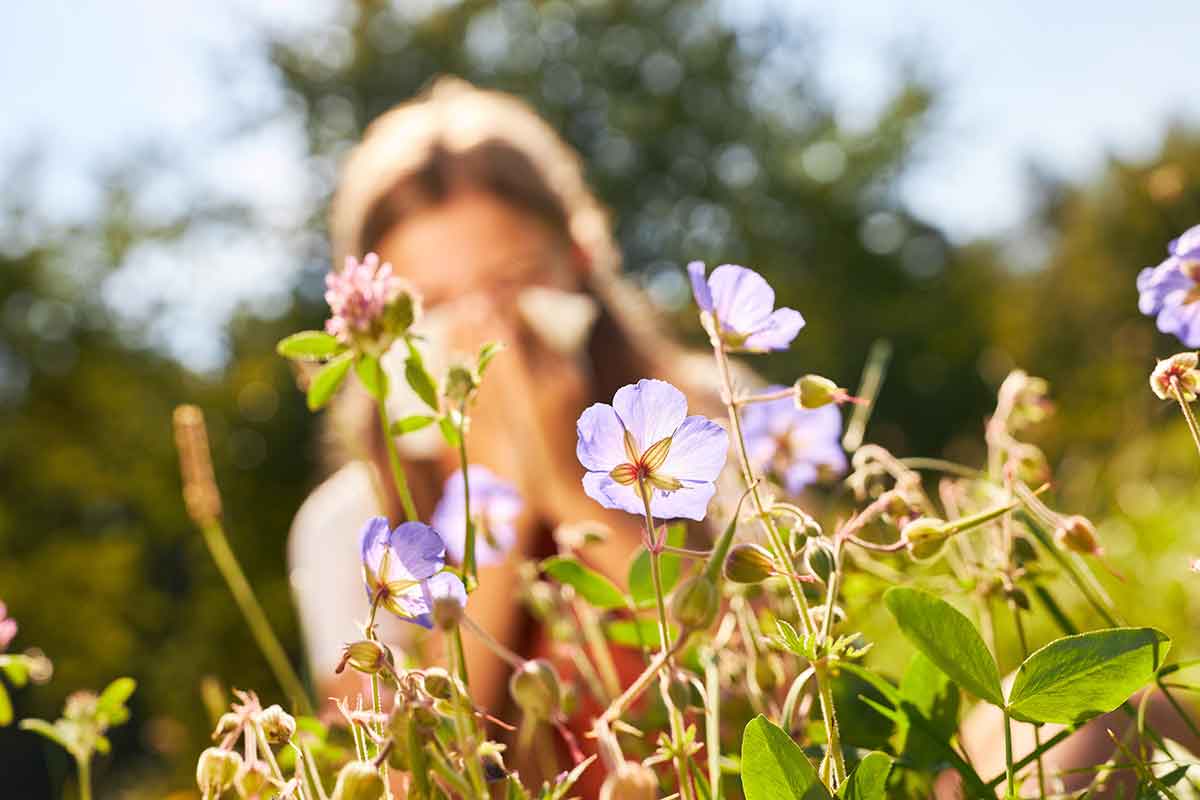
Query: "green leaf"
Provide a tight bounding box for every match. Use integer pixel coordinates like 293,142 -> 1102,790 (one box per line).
628,523 -> 686,608
306,351 -> 354,411
0,655 -> 30,687
354,354 -> 388,400
390,415 -> 437,435
276,331 -> 343,361
884,587 -> 1004,707
438,415 -> 461,448
897,653 -> 960,770
1006,627 -> 1171,724
836,751 -> 892,799
477,340 -> 505,376
98,677 -> 136,710
0,684 -> 11,726
405,353 -> 439,411
602,618 -> 679,649
740,715 -> 830,800
540,556 -> 626,610
20,718 -> 70,752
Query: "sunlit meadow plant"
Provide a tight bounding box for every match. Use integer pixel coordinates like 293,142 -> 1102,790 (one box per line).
17,229 -> 1200,798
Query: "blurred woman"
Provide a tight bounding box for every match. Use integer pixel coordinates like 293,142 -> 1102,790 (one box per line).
286,77 -> 724,751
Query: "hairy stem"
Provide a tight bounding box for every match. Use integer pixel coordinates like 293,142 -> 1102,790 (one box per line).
456,404 -> 478,592
377,400 -> 419,522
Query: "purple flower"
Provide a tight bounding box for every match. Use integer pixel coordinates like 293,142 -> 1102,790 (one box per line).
687,262 -> 805,352
0,602 -> 15,652
1138,224 -> 1200,346
431,466 -> 523,566
577,379 -> 729,521
325,253 -> 411,345
359,517 -> 465,629
742,387 -> 847,494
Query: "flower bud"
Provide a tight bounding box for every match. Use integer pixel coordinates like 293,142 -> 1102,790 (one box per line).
794,374 -> 841,409
444,364 -> 480,405
1151,352 -> 1200,401
421,667 -> 454,701
802,540 -> 835,583
432,593 -> 464,631
671,575 -> 719,631
339,640 -> 394,675
1011,444 -> 1050,486
902,517 -> 949,562
212,711 -> 242,740
523,581 -> 558,619
196,747 -> 241,796
509,659 -> 562,720
724,543 -> 776,584
667,670 -> 700,710
258,704 -> 296,744
331,761 -> 385,800
1054,515 -> 1101,556
599,761 -> 659,800
235,761 -> 273,798
411,703 -> 441,732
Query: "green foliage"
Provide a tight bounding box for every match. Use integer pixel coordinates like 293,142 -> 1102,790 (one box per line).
883,587 -> 1004,707
628,523 -> 686,608
353,353 -> 388,401
307,351 -> 354,410
276,331 -> 343,361
404,350 -> 439,412
1006,628 -> 1170,724
836,751 -> 892,800
539,556 -> 626,609
390,414 -> 437,435
740,714 -> 829,800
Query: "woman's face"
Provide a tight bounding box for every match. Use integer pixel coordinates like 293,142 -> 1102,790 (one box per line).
374,188 -> 582,312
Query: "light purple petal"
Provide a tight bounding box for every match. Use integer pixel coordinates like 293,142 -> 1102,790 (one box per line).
658,415 -> 728,483
387,522 -> 446,581
783,462 -> 820,494
576,403 -> 628,471
359,516 -> 392,575
687,261 -> 714,311
648,480 -> 717,521
1138,260 -> 1189,315
421,571 -> 468,615
742,307 -> 806,352
432,467 -> 523,566
612,379 -> 688,452
1158,303 -> 1200,347
582,471 -> 644,516
708,264 -> 775,334
1169,224 -> 1200,256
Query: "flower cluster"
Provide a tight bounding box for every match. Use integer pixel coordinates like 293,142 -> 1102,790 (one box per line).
324,252 -> 416,350
742,387 -> 847,494
360,517 -> 466,629
1137,223 -> 1200,346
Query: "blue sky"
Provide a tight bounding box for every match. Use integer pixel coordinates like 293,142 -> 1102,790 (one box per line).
2,0 -> 1197,367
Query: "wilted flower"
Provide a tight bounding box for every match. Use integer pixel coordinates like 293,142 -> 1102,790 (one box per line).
687,262 -> 805,352
1138,224 -> 1200,346
742,388 -> 847,494
360,517 -> 466,629
431,466 -> 522,566
0,602 -> 16,652
324,253 -> 416,350
1150,352 -> 1200,401
576,379 -> 729,521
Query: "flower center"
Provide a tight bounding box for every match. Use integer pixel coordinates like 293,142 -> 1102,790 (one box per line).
608,429 -> 683,494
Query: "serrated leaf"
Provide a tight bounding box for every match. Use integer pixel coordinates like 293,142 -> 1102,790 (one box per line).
405,353 -> 439,411
541,556 -> 626,610
306,351 -> 354,411
354,354 -> 388,400
628,523 -> 685,608
391,415 -> 437,435
740,715 -> 831,800
1006,627 -> 1170,724
276,331 -> 343,361
772,620 -> 810,659
884,587 -> 1003,707
836,751 -> 892,799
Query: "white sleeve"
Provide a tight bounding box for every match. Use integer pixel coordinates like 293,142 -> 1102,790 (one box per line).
287,462 -> 385,679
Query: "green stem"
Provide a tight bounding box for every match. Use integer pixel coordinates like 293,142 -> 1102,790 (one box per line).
1003,710 -> 1015,799
200,521 -> 312,714
76,756 -> 92,800
1012,602 -> 1045,798
1172,380 -> 1200,461
377,400 -> 419,522
703,648 -> 723,800
449,628 -> 486,798
456,407 -> 478,592
710,339 -> 844,786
